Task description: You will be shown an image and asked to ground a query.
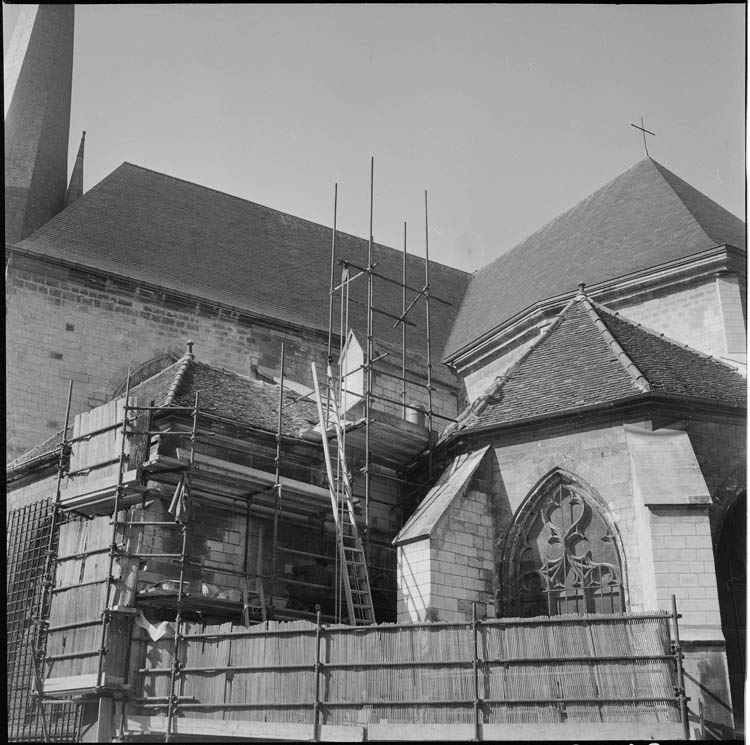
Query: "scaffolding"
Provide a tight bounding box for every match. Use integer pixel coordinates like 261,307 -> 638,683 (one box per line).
9,159 -> 462,740
323,158 -> 457,592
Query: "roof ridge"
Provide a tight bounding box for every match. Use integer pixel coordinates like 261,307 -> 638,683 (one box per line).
444,296 -> 579,437
592,300 -> 744,374
579,295 -> 650,392
117,162 -> 470,277
646,159 -> 717,248
164,353 -> 194,405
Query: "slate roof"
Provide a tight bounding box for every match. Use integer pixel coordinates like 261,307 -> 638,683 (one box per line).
9,356 -> 321,471
447,295 -> 746,435
13,162 -> 470,360
444,158 -> 746,360
129,355 -> 320,436
394,446 -> 490,544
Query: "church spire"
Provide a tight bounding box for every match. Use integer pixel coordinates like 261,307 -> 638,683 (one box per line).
4,5 -> 75,243
65,131 -> 86,207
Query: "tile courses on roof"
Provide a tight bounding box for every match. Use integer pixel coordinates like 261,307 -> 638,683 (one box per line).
444,157 -> 746,360
8,356 -> 321,472
445,294 -> 746,436
129,354 -> 320,437
13,162 -> 471,360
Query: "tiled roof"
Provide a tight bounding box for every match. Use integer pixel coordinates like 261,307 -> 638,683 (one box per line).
14,163 -> 470,360
9,356 -> 321,471
444,158 -> 746,359
448,296 -> 746,435
130,355 -> 320,436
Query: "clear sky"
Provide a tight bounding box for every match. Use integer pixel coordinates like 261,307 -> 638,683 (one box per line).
3,3 -> 745,272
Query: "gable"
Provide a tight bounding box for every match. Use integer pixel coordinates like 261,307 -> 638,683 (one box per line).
394,446 -> 491,544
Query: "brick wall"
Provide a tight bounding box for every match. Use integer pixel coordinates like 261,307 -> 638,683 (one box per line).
490,423 -> 646,610
6,471 -> 58,513
610,277 -> 730,361
6,254 -> 464,462
648,507 -> 721,628
6,256 -> 332,462
426,488 -> 496,622
459,274 -> 745,403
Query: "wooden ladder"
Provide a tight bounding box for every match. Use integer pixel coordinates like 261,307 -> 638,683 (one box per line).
311,362 -> 375,626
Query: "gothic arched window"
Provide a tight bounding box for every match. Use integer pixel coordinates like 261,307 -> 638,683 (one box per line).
504,472 -> 624,617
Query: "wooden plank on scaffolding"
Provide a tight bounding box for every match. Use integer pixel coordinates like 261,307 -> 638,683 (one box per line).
125,715 -> 364,741
43,673 -> 126,697
171,451 -> 331,501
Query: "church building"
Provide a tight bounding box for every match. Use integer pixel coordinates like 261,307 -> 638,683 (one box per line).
6,6 -> 745,742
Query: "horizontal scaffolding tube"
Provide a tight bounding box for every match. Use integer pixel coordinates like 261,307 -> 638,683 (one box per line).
338,384 -> 457,422
46,649 -> 101,662
139,694 -> 678,710
47,619 -> 102,633
55,546 -> 111,562
338,259 -> 452,306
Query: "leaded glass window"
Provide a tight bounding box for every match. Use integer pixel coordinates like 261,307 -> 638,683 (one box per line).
505,473 -> 624,617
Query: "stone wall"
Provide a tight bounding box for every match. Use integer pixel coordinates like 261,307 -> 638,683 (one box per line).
6,470 -> 58,513
610,275 -> 739,363
6,254 -> 328,462
6,253 -> 464,463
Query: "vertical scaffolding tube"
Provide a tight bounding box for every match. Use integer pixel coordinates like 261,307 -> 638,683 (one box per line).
364,156 -> 374,557
424,190 -> 434,479
30,380 -> 73,739
96,370 -> 132,690
271,343 -> 286,603
472,602 -> 481,741
313,606 -> 323,740
327,184 -> 338,372
672,595 -> 690,740
165,392 -> 199,743
402,222 -> 407,419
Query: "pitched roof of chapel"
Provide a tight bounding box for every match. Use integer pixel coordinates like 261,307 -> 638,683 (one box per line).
8,356 -> 321,472
129,355 -> 320,436
446,295 -> 746,436
12,162 -> 471,360
444,157 -> 746,360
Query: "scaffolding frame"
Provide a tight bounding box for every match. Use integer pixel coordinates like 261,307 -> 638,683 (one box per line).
324,158 -> 456,581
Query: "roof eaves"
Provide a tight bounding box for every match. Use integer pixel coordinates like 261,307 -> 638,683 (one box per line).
444,244 -> 737,366
441,296 -> 578,441
591,300 -> 744,374
579,295 -> 650,392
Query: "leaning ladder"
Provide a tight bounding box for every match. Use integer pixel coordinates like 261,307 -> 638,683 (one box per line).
311,362 -> 375,626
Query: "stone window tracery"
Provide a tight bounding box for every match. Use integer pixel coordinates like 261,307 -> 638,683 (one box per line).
505,473 -> 624,617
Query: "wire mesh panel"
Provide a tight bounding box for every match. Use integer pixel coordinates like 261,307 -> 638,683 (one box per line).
7,498 -> 80,742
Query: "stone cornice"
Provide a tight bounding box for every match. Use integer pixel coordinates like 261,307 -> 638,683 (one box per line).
446,245 -> 744,374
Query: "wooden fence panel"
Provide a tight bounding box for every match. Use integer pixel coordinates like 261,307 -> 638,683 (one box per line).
134,613 -> 681,728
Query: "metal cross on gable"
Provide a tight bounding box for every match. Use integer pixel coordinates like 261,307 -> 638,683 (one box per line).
630,117 -> 655,157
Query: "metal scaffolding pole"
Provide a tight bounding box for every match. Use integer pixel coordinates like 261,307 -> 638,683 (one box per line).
364,156 -> 374,559
271,342 -> 286,603
165,392 -> 200,742
95,370 -> 132,691
424,190 -> 434,480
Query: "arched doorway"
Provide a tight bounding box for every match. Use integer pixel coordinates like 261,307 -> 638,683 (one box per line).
715,491 -> 746,735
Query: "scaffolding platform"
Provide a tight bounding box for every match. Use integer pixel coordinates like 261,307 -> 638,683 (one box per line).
42,673 -> 127,699
136,590 -> 337,626
333,410 -> 430,466
58,469 -> 149,514
143,452 -> 336,518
